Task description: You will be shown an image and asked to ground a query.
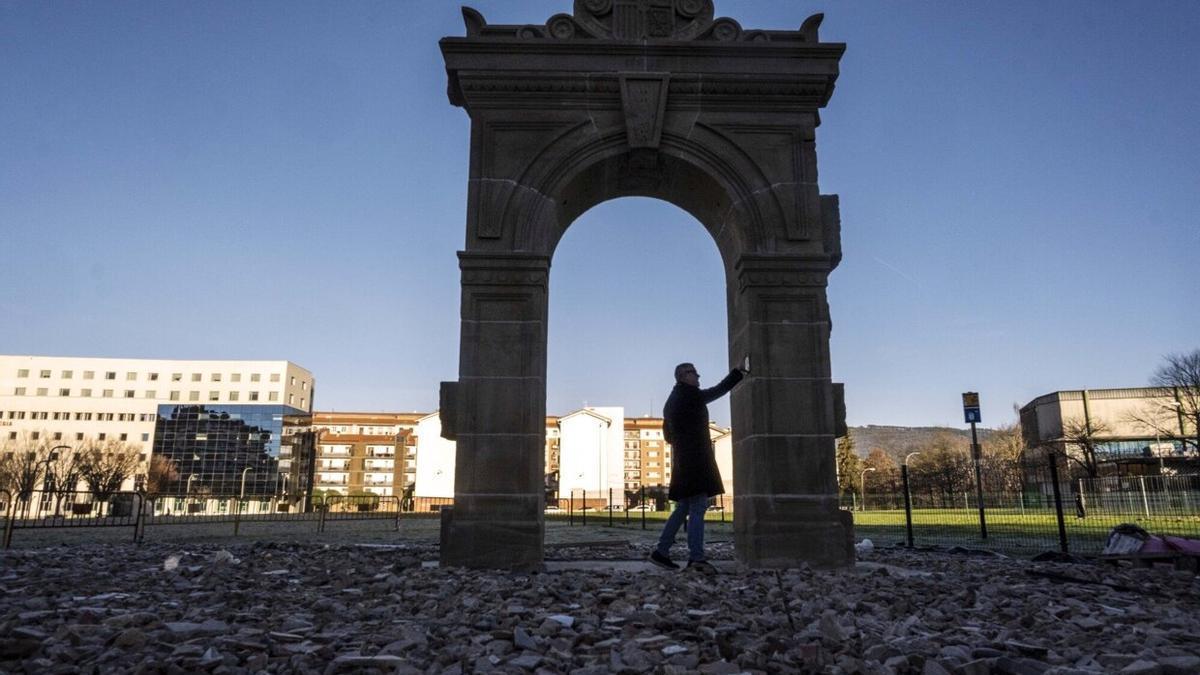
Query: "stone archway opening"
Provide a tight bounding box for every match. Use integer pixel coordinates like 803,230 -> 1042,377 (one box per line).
437,0 -> 852,570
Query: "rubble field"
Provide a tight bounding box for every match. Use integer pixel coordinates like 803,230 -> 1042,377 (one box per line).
1,539 -> 1197,674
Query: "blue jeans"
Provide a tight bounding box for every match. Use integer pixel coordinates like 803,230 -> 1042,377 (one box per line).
655,494 -> 708,562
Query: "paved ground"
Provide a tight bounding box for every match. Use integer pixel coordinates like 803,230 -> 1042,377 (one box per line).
1,521 -> 1199,674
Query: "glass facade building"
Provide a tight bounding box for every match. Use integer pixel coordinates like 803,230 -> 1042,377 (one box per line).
153,404 -> 314,497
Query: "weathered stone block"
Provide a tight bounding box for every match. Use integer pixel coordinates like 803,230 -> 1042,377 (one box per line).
733,435 -> 837,496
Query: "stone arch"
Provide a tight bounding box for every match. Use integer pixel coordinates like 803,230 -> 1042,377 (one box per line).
438,0 -> 852,570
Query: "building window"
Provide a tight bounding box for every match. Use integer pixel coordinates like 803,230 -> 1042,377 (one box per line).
103,389 -> 113,398
126,372 -> 137,381
141,433 -> 150,442
105,372 -> 116,380
75,433 -> 84,441
270,374 -> 281,382
208,391 -> 219,401
16,369 -> 29,378
40,370 -> 51,378
250,374 -> 261,382
36,388 -> 47,396
211,373 -> 221,382
62,370 -> 73,379
191,374 -> 201,382
98,433 -> 106,441
59,388 -> 70,397
302,381 -> 308,391
124,390 -> 135,398
169,391 -> 180,401
290,376 -> 296,386
8,432 -> 16,440
149,373 -> 159,381
13,387 -> 25,396
145,390 -> 156,399
231,373 -> 241,383
249,392 -> 259,401
272,392 -> 281,402
171,373 -> 182,382
229,392 -> 239,401
81,388 -> 91,397
53,432 -> 62,440
300,398 -> 306,409
189,391 -> 200,401
119,433 -> 128,441
31,431 -> 40,440
83,370 -> 94,380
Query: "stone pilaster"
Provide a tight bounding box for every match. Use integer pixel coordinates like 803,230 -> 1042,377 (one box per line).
730,254 -> 854,568
439,252 -> 549,570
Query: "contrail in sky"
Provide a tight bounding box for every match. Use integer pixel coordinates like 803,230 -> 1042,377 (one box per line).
871,256 -> 921,287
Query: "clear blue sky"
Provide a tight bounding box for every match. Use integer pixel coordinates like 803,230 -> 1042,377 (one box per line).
2,1 -> 1196,429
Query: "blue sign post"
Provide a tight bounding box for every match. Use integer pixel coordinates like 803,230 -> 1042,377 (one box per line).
962,392 -> 987,539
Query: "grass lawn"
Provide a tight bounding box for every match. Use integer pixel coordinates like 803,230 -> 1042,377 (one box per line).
547,506 -> 1200,556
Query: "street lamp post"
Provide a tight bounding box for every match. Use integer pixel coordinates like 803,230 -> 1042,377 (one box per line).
901,452 -> 920,548
858,467 -> 876,512
186,474 -> 197,495
240,467 -> 255,500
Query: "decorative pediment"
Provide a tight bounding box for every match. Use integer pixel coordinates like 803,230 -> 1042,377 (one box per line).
460,2 -> 826,43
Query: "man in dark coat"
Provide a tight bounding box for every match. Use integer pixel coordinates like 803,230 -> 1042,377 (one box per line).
649,362 -> 745,572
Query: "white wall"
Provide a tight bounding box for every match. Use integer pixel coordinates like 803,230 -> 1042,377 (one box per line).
558,407 -> 624,504
414,413 -> 456,498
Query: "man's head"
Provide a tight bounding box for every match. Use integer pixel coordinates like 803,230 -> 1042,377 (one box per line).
674,362 -> 699,387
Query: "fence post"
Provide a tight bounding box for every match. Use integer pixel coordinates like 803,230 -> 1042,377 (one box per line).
394,497 -> 401,532
133,491 -> 147,544
721,494 -> 725,523
608,488 -> 613,527
233,498 -> 242,537
1047,452 -> 1069,553
1138,476 -> 1151,518
581,490 -> 587,527
901,464 -> 914,548
2,490 -> 14,549
640,485 -> 646,530
569,491 -> 574,526
318,499 -> 327,533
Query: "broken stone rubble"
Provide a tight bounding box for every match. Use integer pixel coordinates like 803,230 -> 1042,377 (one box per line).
0,541 -> 1195,674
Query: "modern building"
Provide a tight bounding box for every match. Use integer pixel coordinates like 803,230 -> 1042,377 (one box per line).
1020,387 -> 1197,475
0,355 -> 315,497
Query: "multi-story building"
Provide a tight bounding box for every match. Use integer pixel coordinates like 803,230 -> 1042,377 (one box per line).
1020,387 -> 1198,476
0,355 -> 315,497
314,406 -> 733,509
309,412 -> 421,497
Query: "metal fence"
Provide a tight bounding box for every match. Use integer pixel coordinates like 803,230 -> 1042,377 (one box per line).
0,490 -> 458,548
5,456 -> 1198,556
838,456 -> 1200,555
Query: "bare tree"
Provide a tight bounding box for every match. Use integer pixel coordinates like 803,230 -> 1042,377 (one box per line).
145,455 -> 180,494
5,432 -> 53,513
1127,349 -> 1200,455
45,446 -> 83,517
909,433 -> 972,507
77,439 -> 140,515
1059,417 -> 1112,479
981,423 -> 1026,493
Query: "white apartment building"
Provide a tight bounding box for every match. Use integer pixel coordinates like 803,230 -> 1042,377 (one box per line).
558,407 -> 626,506
0,355 -> 314,492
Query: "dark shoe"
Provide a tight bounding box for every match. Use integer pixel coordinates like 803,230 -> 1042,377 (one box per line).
649,550 -> 680,570
686,559 -> 718,575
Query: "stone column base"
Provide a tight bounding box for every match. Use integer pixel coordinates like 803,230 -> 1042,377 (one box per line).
733,496 -> 855,568
439,508 -> 544,570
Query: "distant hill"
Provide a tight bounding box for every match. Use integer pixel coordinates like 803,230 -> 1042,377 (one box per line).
846,425 -> 994,459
